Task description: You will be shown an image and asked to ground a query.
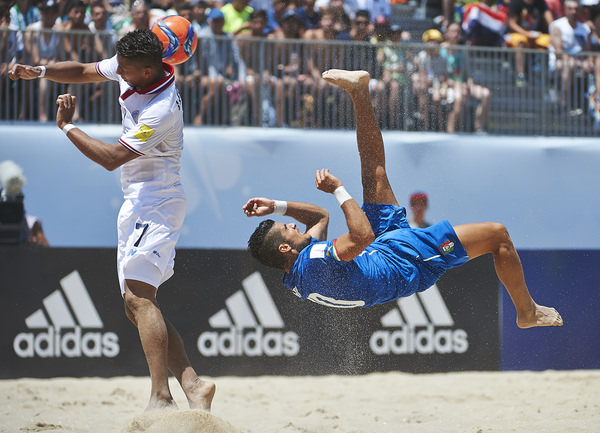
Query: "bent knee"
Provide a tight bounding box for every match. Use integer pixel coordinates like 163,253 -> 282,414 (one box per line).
486,222 -> 512,246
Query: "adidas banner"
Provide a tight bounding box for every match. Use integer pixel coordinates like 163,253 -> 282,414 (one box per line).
1,246 -> 500,378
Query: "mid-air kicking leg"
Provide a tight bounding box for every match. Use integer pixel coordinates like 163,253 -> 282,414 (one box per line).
321,69 -> 562,329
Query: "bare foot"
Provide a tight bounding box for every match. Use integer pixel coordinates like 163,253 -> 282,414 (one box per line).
321,69 -> 370,92
184,378 -> 216,412
145,396 -> 178,412
517,304 -> 563,329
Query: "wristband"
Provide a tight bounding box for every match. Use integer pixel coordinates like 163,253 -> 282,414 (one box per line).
62,123 -> 77,135
272,200 -> 287,215
333,186 -> 352,206
38,65 -> 46,78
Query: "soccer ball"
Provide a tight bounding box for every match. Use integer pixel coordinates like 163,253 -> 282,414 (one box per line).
151,15 -> 198,65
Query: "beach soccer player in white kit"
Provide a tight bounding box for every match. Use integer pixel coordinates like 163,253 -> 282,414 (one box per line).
8,29 -> 215,411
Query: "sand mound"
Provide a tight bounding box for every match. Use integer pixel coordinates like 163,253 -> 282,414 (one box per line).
123,410 -> 241,433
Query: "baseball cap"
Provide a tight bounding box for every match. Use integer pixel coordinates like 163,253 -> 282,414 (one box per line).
422,28 -> 443,42
282,9 -> 302,21
207,8 -> 224,21
410,192 -> 428,204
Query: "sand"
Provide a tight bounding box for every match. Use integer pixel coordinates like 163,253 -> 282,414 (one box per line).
1,371 -> 599,433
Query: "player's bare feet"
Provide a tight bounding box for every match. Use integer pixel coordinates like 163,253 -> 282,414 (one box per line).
517,304 -> 563,329
184,378 -> 216,412
322,69 -> 370,92
145,395 -> 178,411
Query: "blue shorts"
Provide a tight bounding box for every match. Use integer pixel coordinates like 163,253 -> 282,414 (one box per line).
363,203 -> 469,293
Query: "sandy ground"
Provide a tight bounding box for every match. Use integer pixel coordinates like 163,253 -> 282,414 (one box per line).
1,370 -> 598,433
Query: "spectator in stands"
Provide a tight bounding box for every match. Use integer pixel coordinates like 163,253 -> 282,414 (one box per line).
315,0 -> 356,21
506,0 -> 554,86
376,22 -> 412,129
190,0 -> 209,31
268,8 -> 310,126
57,0 -> 99,121
118,0 -> 150,38
270,0 -> 290,30
579,0 -> 596,23
55,0 -> 70,23
546,0 -> 566,19
88,0 -> 111,33
235,9 -> 273,124
442,21 -> 491,133
222,0 -> 254,34
304,7 -> 347,90
1,0 -> 21,121
249,0 -> 279,34
176,1 -> 194,22
235,7 -> 269,36
197,8 -> 242,125
103,0 -> 130,35
10,0 -> 40,33
344,9 -> 381,121
328,0 -> 351,34
57,0 -> 95,62
349,8 -> 371,41
412,28 -> 449,131
408,191 -> 432,228
148,0 -> 176,26
549,0 -> 590,110
89,1 -> 115,52
88,1 -> 115,119
269,5 -> 306,38
587,7 -> 600,127
295,0 -> 320,29
355,0 -> 392,24
24,0 -> 60,122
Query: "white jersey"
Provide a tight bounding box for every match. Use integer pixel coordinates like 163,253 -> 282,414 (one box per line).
95,56 -> 185,201
548,17 -> 590,71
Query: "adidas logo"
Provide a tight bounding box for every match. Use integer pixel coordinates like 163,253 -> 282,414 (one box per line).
13,271 -> 120,359
369,284 -> 468,355
197,272 -> 299,357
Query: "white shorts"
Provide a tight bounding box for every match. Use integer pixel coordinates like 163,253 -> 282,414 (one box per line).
117,196 -> 186,295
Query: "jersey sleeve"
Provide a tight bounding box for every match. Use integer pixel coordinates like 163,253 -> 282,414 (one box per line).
95,55 -> 119,81
118,99 -> 175,156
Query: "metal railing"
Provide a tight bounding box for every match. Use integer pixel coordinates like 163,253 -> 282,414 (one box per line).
2,28 -> 599,136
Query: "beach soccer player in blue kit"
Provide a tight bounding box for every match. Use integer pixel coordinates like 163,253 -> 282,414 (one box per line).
243,69 -> 563,329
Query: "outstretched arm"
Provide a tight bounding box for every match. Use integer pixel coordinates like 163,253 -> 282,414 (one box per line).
243,197 -> 330,241
315,169 -> 375,261
8,61 -> 108,83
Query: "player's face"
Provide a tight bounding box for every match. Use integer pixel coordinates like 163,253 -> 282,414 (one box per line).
116,55 -> 149,89
275,222 -> 311,251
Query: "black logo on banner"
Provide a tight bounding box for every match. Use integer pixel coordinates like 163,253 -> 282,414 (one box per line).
197,272 -> 299,357
13,271 -> 120,358
369,284 -> 468,355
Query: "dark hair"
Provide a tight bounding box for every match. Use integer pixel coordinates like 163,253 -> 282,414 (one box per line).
66,0 -> 86,12
116,29 -> 164,67
250,9 -> 267,21
247,219 -> 287,270
355,9 -> 370,21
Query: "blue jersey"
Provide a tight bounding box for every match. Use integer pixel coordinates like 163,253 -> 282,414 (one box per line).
283,203 -> 469,308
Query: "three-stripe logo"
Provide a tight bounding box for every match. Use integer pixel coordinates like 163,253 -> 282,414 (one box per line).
369,284 -> 468,355
13,271 -> 120,358
197,272 -> 299,357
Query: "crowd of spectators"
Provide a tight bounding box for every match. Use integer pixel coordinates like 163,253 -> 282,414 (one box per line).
2,0 -> 600,131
